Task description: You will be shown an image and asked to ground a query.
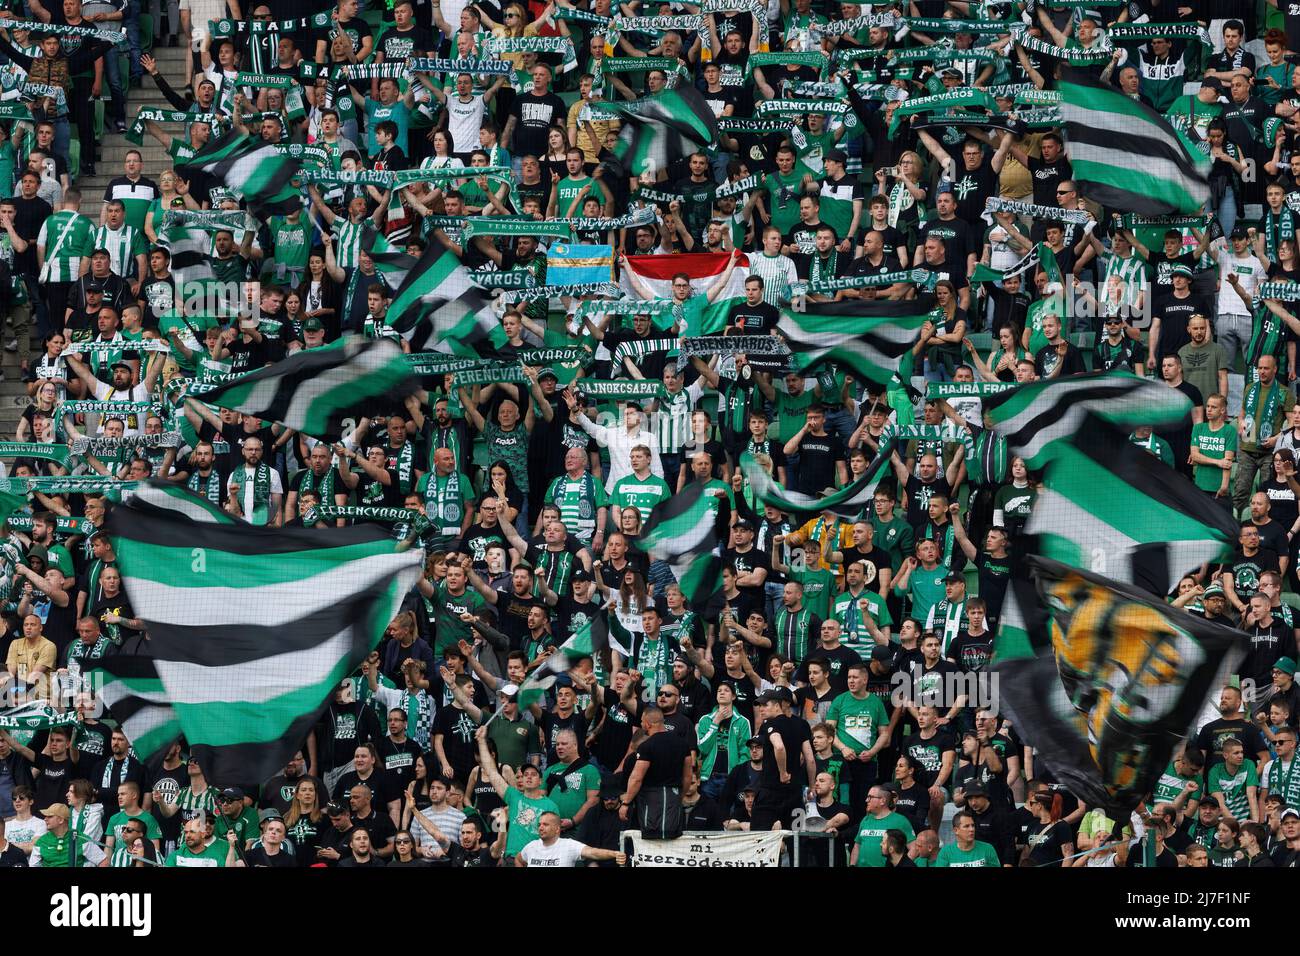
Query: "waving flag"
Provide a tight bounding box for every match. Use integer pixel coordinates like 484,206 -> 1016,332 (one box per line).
106,483 -> 424,784
1058,68 -> 1210,215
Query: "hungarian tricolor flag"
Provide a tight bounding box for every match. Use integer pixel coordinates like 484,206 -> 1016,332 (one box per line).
619,251 -> 750,334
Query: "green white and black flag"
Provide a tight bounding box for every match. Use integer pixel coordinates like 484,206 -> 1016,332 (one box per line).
1058,68 -> 1210,216
106,484 -> 424,784
177,127 -> 300,217
777,296 -> 936,386
386,243 -> 500,355
993,555 -> 1243,815
982,370 -> 1192,467
86,652 -> 184,767
635,482 -> 728,615
740,447 -> 891,518
198,335 -> 418,439
602,83 -> 719,178
517,610 -> 614,708
1027,416 -> 1238,596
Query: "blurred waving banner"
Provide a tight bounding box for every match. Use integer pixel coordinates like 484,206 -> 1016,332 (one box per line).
105,481 -> 423,783
994,556 -> 1243,815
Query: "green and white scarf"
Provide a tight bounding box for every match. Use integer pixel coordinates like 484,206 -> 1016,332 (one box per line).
985,196 -> 1094,224
69,433 -> 179,457
677,335 -> 789,361
1243,378 -> 1285,444
230,463 -> 273,523
1010,25 -> 1113,64
126,107 -> 223,146
6,515 -> 94,534
1263,205 -> 1297,262
612,337 -> 679,368
745,51 -> 828,78
408,57 -> 514,76
755,98 -> 849,116
0,443 -> 71,465
482,36 -> 577,73
422,471 -> 464,531
504,281 -> 623,302
341,62 -> 409,81
187,468 -> 223,505
905,16 -> 1009,34
575,379 -> 661,399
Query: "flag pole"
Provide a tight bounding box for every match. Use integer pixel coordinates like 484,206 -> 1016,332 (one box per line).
479,683 -> 519,730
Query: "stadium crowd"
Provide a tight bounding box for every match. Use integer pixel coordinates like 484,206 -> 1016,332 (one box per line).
0,0 -> 1299,869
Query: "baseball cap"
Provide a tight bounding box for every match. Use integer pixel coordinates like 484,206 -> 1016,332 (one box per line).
754,689 -> 783,705
537,368 -> 559,381
734,518 -> 755,532
325,802 -> 349,817
85,279 -> 105,293
110,361 -> 132,373
219,787 -> 245,802
1170,263 -> 1193,277
870,644 -> 896,664
963,779 -> 988,798
1275,656 -> 1297,676
40,803 -> 70,821
1202,583 -> 1225,599
746,736 -> 763,748
259,807 -> 283,824
944,572 -> 965,584
1281,806 -> 1300,821
1230,226 -> 1250,240
572,567 -> 593,583
303,317 -> 324,332
825,148 -> 848,165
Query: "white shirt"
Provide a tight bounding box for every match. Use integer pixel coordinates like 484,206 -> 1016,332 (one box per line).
445,93 -> 487,154
1215,241 -> 1266,316
575,418 -> 664,492
4,816 -> 47,846
519,836 -> 588,867
89,379 -> 152,437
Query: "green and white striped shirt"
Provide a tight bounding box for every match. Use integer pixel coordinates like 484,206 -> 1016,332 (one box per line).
654,380 -> 704,454
1103,251 -> 1148,308
747,251 -> 799,306
37,211 -> 94,283
332,218 -> 365,270
92,224 -> 147,281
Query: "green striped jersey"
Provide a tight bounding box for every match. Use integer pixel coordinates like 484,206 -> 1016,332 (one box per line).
92,224 -> 147,281
1103,252 -> 1148,307
333,218 -> 365,270
37,211 -> 94,282
654,380 -> 704,454
543,473 -> 609,541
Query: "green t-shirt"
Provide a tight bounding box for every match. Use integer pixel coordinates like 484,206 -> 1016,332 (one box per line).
935,840 -> 1001,867
164,841 -> 228,867
1152,760 -> 1202,805
213,806 -> 261,845
416,470 -> 474,535
1190,421 -> 1237,493
543,760 -> 601,821
504,787 -> 560,856
554,174 -> 609,216
870,513 -> 913,571
826,691 -> 888,756
1208,761 -> 1258,821
610,472 -> 672,522
774,389 -> 816,443
901,563 -> 947,622
267,216 -> 311,278
854,811 -> 914,867
106,809 -> 162,844
832,589 -> 894,656
787,567 -> 836,621
483,422 -> 531,494
365,99 -> 411,155
431,581 -> 486,654
764,163 -> 815,236
488,715 -> 541,772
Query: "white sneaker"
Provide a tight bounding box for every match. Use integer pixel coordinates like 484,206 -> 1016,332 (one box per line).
3,338 -> 16,352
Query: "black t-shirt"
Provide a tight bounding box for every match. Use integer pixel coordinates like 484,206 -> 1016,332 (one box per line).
377,23 -> 434,60
1034,341 -> 1086,379
725,299 -> 780,334
1195,716 -> 1269,769
904,727 -> 956,789
374,737 -> 424,791
892,781 -> 931,833
1240,619 -> 1299,690
1025,819 -> 1071,866
1027,153 -> 1074,207
591,693 -> 643,770
904,475 -> 951,529
510,91 -> 567,158
244,846 -> 298,867
792,431 -> 845,496
493,587 -> 547,651
432,705 -> 483,779
32,753 -> 76,808
756,714 -> 806,791
949,157 -> 1000,231
918,217 -> 975,272
462,523 -> 509,573
633,729 -> 692,787
539,709 -> 590,765
1153,294 -> 1200,362
838,546 -> 892,592
722,544 -> 769,604
946,629 -> 994,672
332,767 -> 399,809
803,644 -> 862,695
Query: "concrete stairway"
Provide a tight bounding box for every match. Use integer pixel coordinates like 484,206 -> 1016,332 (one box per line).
0,43 -> 189,439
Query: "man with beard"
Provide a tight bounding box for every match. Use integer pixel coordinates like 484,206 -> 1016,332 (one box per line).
286,443 -> 348,521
